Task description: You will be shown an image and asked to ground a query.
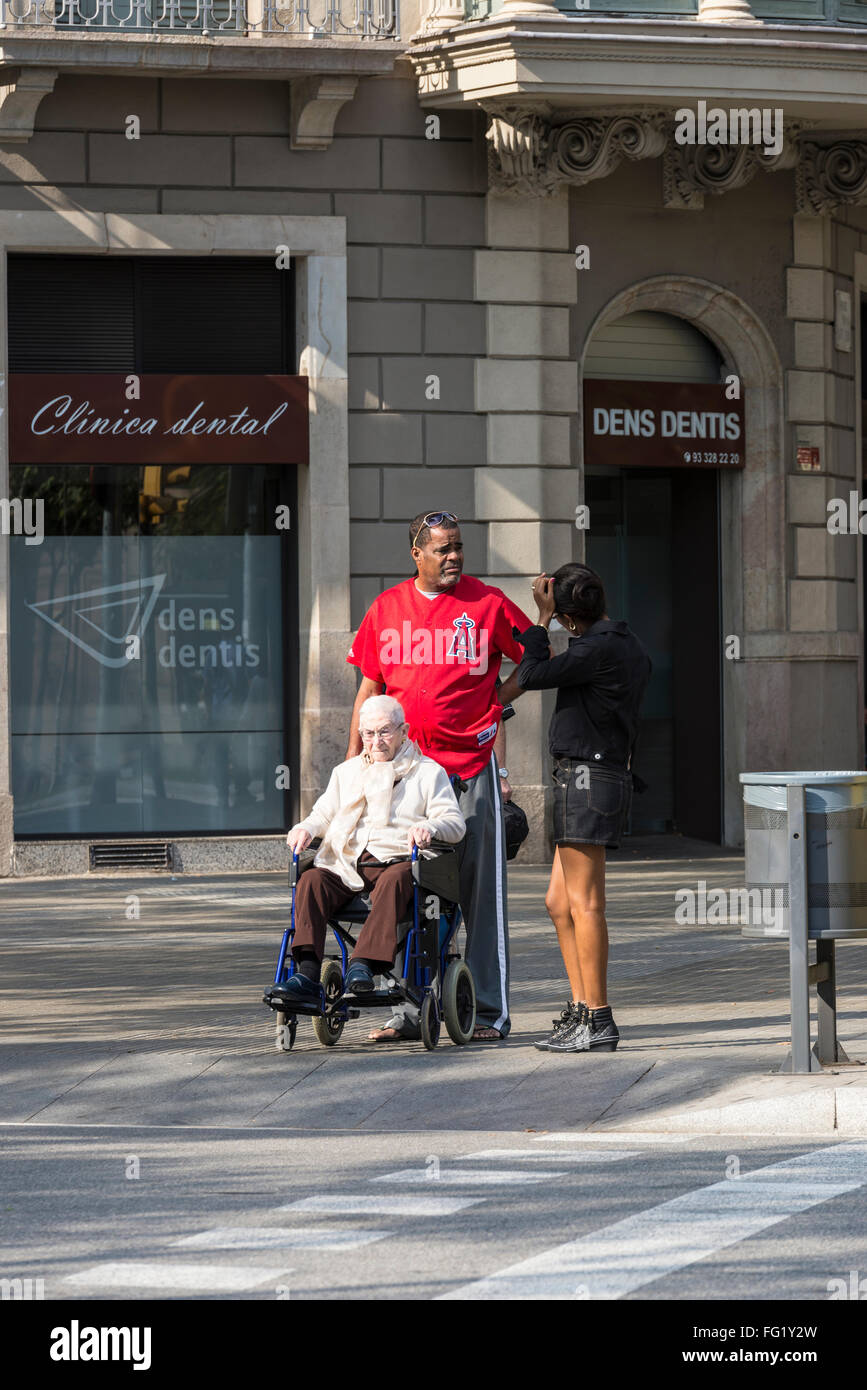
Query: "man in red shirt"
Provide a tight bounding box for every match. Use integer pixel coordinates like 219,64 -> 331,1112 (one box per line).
346,511 -> 532,1040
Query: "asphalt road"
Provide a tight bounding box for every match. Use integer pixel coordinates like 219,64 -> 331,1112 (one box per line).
2,1125 -> 866,1301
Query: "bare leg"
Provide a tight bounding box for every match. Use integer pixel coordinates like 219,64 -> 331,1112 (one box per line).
545,847 -> 585,1003
556,843 -> 609,1010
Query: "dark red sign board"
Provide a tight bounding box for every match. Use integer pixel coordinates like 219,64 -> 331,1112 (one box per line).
10,374 -> 309,466
584,379 -> 745,469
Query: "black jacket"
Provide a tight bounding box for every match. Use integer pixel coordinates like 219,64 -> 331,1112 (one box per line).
514,619 -> 652,783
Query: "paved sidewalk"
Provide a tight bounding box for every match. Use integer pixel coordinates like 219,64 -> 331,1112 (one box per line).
1,836 -> 866,1136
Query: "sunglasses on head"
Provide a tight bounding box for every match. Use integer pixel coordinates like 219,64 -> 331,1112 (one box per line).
411,512 -> 459,549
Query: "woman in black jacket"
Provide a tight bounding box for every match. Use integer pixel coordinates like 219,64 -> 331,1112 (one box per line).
515,563 -> 652,1054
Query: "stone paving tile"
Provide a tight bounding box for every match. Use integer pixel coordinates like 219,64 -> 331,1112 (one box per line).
1,842 -> 865,1130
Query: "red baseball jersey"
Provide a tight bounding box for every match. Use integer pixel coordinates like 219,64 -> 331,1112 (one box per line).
347,575 -> 533,779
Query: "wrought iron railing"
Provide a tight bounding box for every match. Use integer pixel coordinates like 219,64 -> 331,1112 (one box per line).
0,0 -> 398,37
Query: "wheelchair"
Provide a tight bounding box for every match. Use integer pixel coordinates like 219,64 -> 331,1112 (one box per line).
262,840 -> 477,1053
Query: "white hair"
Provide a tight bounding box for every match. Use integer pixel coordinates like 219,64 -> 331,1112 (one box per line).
358,694 -> 406,730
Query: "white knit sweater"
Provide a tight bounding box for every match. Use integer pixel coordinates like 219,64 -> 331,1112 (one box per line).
292,739 -> 466,890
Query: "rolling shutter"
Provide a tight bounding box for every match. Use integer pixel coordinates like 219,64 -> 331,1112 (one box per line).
584,310 -> 723,383
8,255 -> 294,373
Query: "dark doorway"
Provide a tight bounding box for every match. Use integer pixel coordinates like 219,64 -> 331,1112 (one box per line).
586,466 -> 722,841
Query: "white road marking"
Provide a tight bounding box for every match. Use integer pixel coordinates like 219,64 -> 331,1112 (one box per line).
460,1150 -> 640,1164
173,1227 -> 390,1251
532,1133 -> 690,1144
372,1168 -> 566,1186
279,1194 -> 483,1216
64,1262 -> 289,1291
438,1143 -> 867,1300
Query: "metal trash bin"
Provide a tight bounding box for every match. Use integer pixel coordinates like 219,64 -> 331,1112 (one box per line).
740,771 -> 867,1074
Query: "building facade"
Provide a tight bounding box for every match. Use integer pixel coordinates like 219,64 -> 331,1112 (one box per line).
0,0 -> 866,873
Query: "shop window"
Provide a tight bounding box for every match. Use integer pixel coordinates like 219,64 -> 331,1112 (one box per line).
7,255 -> 298,837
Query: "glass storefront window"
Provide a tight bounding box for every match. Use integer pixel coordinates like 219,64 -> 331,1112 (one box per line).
9,463 -> 293,836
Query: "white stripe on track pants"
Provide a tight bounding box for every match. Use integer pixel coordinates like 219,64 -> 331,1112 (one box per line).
388,753 -> 511,1038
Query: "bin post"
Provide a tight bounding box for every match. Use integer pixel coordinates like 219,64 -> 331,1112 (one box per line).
814,939 -> 852,1066
782,782 -> 820,1074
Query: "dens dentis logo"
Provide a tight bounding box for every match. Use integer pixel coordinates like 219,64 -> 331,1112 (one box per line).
27,579 -> 259,671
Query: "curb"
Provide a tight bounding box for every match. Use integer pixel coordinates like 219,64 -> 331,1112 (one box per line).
620,1083 -> 867,1137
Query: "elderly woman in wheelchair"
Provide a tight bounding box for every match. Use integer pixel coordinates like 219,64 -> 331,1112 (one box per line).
266,695 -> 467,1038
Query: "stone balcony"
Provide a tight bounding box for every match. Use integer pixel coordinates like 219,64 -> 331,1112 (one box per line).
0,0 -> 399,36
0,0 -> 401,142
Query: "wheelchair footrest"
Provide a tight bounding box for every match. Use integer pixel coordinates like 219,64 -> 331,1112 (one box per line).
341,987 -> 406,1008
263,990 -> 324,1018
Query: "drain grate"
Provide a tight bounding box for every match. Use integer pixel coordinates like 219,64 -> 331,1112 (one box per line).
89,842 -> 173,871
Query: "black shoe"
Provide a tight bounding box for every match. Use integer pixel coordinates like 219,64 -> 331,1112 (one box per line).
586,1012 -> 620,1052
546,1012 -> 589,1053
548,1008 -> 620,1054
266,974 -> 322,1008
344,960 -> 375,994
533,1001 -> 584,1051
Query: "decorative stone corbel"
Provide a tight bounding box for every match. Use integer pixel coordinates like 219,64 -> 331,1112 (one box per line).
485,107 -> 667,196
0,68 -> 59,144
663,123 -> 801,210
485,105 -> 550,193
290,75 -> 359,151
796,140 -> 867,214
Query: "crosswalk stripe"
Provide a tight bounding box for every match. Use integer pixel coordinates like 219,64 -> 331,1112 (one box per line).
437,1143 -> 867,1300
372,1168 -> 567,1186
531,1133 -> 690,1144
172,1227 -> 391,1251
64,1262 -> 289,1291
279,1194 -> 483,1216
460,1150 -> 640,1164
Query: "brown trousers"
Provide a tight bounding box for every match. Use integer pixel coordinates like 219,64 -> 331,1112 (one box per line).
291,852 -> 415,968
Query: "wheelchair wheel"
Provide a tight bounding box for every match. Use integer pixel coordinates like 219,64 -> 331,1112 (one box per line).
312,960 -> 345,1047
442,959 -> 476,1045
275,1012 -> 297,1053
420,991 -> 440,1051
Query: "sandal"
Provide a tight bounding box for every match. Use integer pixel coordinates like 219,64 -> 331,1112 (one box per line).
367,1027 -> 408,1043
473,1025 -> 504,1041
367,1013 -> 420,1044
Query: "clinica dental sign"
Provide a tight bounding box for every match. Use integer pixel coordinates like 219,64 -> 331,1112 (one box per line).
583,379 -> 745,470
10,374 -> 309,466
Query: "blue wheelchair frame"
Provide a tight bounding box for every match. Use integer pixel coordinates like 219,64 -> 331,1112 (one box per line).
269,842 -> 464,1025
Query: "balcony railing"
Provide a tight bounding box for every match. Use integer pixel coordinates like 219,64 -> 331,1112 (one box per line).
0,0 -> 398,37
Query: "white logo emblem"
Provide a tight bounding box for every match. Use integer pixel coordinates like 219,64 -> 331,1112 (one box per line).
26,575 -> 166,669
447,612 -> 477,662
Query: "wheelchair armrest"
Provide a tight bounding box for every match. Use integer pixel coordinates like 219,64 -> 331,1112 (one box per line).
412,839 -> 463,903
289,842 -> 320,886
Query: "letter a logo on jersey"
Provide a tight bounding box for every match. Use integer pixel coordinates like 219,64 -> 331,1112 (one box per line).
447,612 -> 477,662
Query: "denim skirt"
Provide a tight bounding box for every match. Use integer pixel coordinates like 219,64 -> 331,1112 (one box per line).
552,758 -> 633,849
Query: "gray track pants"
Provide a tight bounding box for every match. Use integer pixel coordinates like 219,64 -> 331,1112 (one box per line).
388,753 -> 511,1038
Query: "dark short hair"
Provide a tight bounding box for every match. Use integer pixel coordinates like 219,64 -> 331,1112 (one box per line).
408,512 -> 458,551
551,563 -> 606,624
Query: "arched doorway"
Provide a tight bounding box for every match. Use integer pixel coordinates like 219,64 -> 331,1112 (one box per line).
583,309 -> 727,841
581,278 -> 784,848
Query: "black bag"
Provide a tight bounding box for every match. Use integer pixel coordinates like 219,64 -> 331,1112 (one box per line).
502,798 -> 530,861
